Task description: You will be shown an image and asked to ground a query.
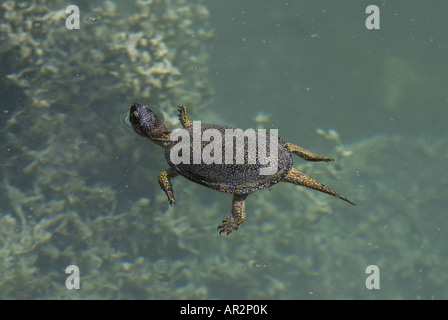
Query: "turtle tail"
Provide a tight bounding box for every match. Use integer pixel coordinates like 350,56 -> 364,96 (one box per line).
284,168 -> 355,205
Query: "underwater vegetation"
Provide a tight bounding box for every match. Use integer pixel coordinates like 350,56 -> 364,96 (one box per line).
2,0 -> 213,113
0,0 -> 216,299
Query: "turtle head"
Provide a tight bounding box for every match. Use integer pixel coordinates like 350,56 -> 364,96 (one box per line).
129,103 -> 172,148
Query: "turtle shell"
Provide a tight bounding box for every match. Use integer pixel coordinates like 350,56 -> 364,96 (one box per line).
165,123 -> 293,194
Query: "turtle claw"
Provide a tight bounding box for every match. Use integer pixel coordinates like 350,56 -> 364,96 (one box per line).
166,192 -> 175,205
218,218 -> 239,235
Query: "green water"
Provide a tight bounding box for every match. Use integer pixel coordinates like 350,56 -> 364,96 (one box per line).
0,0 -> 447,299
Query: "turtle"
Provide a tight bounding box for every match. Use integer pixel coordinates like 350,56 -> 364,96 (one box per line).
129,103 -> 355,235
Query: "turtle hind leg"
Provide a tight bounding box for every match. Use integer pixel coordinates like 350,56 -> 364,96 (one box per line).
218,194 -> 248,235
286,143 -> 333,162
284,168 -> 355,205
158,168 -> 179,205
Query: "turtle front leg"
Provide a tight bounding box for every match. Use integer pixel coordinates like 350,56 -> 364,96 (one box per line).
178,105 -> 192,128
218,194 -> 248,235
285,143 -> 333,162
158,168 -> 179,205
